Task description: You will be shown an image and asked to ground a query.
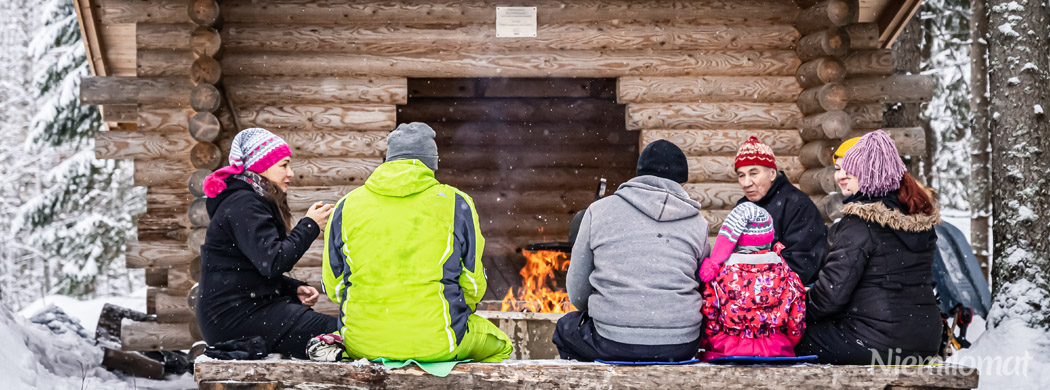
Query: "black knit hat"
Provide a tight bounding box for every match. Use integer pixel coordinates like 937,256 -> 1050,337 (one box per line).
636,140 -> 689,183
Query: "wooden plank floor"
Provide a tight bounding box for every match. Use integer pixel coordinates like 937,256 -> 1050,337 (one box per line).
195,358 -> 979,390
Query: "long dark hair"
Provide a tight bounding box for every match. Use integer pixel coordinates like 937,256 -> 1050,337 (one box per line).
258,176 -> 293,232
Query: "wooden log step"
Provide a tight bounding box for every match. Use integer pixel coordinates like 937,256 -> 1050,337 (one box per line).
226,77 -> 408,106
126,239 -> 197,271
221,22 -> 801,53
429,122 -> 638,147
234,104 -> 397,132
137,49 -> 193,77
221,50 -> 802,78
687,156 -> 803,184
616,76 -> 801,104
80,76 -> 192,107
219,0 -> 799,25
626,103 -> 803,130
193,359 -> 979,389
121,321 -> 196,351
845,127 -> 926,156
95,130 -> 194,160
842,49 -> 893,76
136,23 -> 195,50
641,129 -> 803,156
843,75 -> 935,104
400,98 -> 623,124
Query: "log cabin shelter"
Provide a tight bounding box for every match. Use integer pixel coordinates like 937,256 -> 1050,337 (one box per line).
75,0 -> 930,352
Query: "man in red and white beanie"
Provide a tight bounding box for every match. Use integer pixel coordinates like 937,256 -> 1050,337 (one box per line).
732,136 -> 827,285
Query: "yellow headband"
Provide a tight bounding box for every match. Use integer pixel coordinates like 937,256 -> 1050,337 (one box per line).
834,137 -> 862,165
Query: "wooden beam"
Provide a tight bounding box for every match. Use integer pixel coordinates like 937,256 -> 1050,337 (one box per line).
219,0 -> 800,25
843,75 -> 934,104
234,104 -> 397,132
843,23 -> 880,50
616,76 -> 801,104
290,158 -> 384,187
134,158 -> 194,188
221,51 -> 802,78
80,76 -> 192,107
125,239 -> 196,271
799,139 -> 839,168
842,49 -> 894,76
100,105 -> 137,123
796,28 -> 850,61
844,104 -> 883,129
136,23 -> 195,50
683,183 -> 746,210
99,0 -> 192,24
74,0 -> 107,76
137,49 -> 194,77
137,108 -> 191,132
221,22 -> 801,53
845,127 -> 926,156
800,110 -> 852,140
96,130 -> 194,160
799,166 -> 838,195
795,58 -> 846,89
687,156 -> 804,184
797,83 -> 848,115
428,122 -> 638,147
154,288 -> 193,323
225,77 -> 408,106
626,103 -> 803,130
795,0 -> 856,35
121,321 -> 195,351
640,129 -> 804,156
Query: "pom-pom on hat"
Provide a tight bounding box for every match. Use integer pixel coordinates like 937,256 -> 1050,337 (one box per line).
202,128 -> 291,198
636,139 -> 689,183
840,130 -> 906,197
734,136 -> 777,170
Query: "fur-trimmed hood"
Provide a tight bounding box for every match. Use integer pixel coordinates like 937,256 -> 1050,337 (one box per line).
842,201 -> 941,233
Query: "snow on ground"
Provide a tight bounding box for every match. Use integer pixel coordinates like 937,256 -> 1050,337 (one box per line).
19,288 -> 146,335
4,291 -> 195,390
947,319 -> 1050,390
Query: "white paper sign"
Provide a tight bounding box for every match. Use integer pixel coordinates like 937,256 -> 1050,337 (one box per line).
496,7 -> 537,38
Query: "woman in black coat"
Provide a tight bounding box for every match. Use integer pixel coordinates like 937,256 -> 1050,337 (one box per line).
196,128 -> 336,359
796,130 -> 942,365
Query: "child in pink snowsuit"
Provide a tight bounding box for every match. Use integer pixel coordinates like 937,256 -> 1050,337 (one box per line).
697,202 -> 806,361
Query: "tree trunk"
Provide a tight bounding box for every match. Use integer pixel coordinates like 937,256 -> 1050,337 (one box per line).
969,0 -> 991,279
986,0 -> 1050,330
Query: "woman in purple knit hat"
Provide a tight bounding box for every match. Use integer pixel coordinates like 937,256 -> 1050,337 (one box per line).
796,130 -> 942,365
196,127 -> 337,359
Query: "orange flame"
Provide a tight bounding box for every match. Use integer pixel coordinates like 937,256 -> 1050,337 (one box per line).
501,249 -> 576,313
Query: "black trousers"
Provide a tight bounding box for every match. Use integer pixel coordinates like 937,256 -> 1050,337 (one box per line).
552,311 -> 700,362
795,319 -> 935,365
272,309 -> 340,359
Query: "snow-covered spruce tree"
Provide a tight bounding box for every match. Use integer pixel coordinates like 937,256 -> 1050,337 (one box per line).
13,0 -> 141,297
985,0 -> 1050,330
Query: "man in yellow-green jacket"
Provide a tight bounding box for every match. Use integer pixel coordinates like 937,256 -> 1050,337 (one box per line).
319,122 -> 512,363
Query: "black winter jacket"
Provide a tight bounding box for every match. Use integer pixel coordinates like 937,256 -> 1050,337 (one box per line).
737,172 -> 828,284
196,178 -> 320,346
806,193 -> 942,354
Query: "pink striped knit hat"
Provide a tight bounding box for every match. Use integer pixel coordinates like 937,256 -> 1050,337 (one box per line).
202,128 -> 291,198
708,202 -> 776,266
840,130 -> 906,197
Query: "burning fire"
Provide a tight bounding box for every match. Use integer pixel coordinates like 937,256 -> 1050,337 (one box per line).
501,249 -> 576,313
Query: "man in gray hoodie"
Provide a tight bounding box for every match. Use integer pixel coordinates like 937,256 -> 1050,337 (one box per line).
553,140 -> 708,362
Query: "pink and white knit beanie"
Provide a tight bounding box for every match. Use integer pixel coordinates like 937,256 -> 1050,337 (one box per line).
202,128 -> 291,198
839,130 -> 906,197
708,202 -> 776,265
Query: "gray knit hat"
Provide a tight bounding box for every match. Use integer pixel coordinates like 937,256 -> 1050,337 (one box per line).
386,122 -> 438,170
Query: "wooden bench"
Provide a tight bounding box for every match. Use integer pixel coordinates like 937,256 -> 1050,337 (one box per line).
195,358 -> 979,389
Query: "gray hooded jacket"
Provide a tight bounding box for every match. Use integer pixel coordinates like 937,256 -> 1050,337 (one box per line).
567,175 -> 709,345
